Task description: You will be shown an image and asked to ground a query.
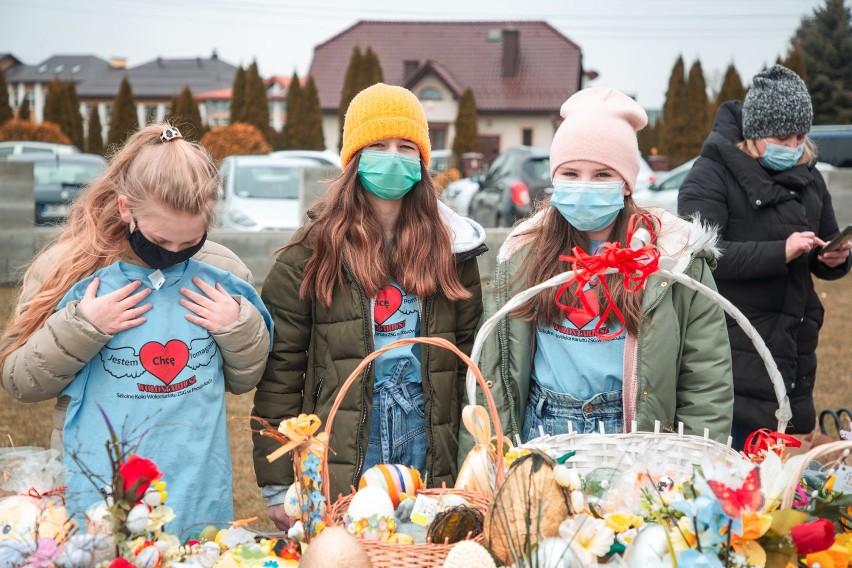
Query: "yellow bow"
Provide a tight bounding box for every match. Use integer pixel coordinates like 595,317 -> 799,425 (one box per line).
266,413 -> 327,463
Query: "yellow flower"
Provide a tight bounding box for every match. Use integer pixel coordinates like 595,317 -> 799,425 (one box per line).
730,512 -> 773,568
604,513 -> 644,533
559,513 -> 615,565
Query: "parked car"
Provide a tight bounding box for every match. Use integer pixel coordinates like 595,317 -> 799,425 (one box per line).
429,149 -> 453,174
268,149 -> 342,168
809,125 -> 852,168
636,154 -> 658,192
0,141 -> 80,159
6,153 -> 106,224
219,155 -> 326,231
468,146 -> 551,227
441,174 -> 483,217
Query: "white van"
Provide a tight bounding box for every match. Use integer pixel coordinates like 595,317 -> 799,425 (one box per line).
0,141 -> 80,158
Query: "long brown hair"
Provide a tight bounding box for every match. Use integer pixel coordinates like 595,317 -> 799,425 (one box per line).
511,197 -> 653,336
289,154 -> 471,307
0,124 -> 220,367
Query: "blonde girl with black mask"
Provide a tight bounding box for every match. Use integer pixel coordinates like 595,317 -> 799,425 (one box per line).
0,125 -> 272,535
251,84 -> 487,531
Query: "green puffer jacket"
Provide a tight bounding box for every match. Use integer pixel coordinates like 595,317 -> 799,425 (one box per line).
459,208 -> 733,461
253,204 -> 487,501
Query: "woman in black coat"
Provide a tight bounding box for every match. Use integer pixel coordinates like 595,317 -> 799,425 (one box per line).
678,65 -> 851,448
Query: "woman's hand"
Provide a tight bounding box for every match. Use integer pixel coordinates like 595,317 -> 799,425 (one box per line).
179,277 -> 240,331
785,231 -> 819,263
268,504 -> 296,532
78,278 -> 153,335
817,239 -> 852,268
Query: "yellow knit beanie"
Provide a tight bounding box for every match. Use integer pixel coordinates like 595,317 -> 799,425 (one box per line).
341,83 -> 431,168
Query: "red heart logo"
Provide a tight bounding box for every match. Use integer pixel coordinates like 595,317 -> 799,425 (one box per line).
140,340 -> 189,385
375,285 -> 403,325
566,287 -> 600,329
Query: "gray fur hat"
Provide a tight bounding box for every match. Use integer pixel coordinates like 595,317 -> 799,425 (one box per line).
742,64 -> 812,140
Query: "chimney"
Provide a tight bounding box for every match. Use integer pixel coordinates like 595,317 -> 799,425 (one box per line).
403,60 -> 419,82
502,29 -> 519,79
108,57 -> 127,70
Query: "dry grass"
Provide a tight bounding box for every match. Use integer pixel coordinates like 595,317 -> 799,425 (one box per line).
1,277 -> 850,531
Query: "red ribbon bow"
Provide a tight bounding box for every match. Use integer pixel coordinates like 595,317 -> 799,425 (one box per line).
743,428 -> 802,459
23,485 -> 67,505
555,213 -> 660,340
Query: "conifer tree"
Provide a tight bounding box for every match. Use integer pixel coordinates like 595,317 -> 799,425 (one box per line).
782,43 -> 809,84
684,61 -> 709,159
715,63 -> 748,106
18,97 -> 30,121
43,78 -> 66,127
169,86 -> 205,141
107,76 -> 139,148
281,72 -> 302,149
637,121 -> 660,159
230,66 -> 246,124
86,105 -> 103,155
242,61 -> 270,141
452,88 -> 479,166
0,67 -> 12,125
794,0 -> 852,123
300,76 -> 325,150
362,47 -> 384,85
659,56 -> 690,167
338,45 -> 363,150
65,81 -> 84,150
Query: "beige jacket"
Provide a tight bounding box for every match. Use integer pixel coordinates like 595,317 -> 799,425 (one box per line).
1,240 -> 270,450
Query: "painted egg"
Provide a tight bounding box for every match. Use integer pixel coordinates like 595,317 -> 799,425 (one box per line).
358,464 -> 423,507
283,484 -> 303,519
347,486 -> 395,521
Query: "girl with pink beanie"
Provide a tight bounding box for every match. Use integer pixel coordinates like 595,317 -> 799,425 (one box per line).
462,87 -> 734,454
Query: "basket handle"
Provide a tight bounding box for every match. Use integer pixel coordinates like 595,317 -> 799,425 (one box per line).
780,440 -> 852,509
321,336 -> 505,506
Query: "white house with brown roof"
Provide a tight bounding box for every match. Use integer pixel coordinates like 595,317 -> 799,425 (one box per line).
308,21 -> 584,164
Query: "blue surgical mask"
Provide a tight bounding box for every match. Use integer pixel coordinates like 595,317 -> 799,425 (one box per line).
550,180 -> 625,232
357,149 -> 422,200
759,142 -> 804,171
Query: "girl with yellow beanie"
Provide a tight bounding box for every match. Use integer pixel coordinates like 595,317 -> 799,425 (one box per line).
251,83 -> 488,531
461,87 -> 734,460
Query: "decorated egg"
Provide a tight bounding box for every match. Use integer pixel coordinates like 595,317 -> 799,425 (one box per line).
357,464 -> 423,507
484,450 -> 571,566
442,540 -> 496,568
282,484 -> 303,519
344,486 -> 396,540
298,527 -> 372,568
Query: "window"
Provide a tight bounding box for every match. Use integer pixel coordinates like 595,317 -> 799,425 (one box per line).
418,87 -> 442,101
38,64 -> 48,73
71,64 -> 82,74
522,128 -> 533,146
54,64 -> 65,74
429,124 -> 448,150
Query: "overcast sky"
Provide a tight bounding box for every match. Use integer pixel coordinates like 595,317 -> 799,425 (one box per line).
0,0 -> 831,109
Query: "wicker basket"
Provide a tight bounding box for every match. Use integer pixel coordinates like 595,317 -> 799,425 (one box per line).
320,336 -> 505,568
523,430 -> 754,480
780,440 -> 852,510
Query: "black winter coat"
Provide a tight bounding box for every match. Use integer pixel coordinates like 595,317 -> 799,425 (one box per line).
678,101 -> 850,434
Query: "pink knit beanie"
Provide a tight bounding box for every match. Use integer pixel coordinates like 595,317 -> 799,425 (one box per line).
549,87 -> 648,193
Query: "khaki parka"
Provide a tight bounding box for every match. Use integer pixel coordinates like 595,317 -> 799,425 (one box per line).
252,205 -> 486,501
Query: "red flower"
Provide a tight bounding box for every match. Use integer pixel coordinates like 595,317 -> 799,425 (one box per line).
109,559 -> 135,568
119,455 -> 161,501
790,518 -> 835,555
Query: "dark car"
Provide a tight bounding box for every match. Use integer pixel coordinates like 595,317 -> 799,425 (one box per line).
468,146 -> 550,227
809,125 -> 852,167
8,153 -> 107,225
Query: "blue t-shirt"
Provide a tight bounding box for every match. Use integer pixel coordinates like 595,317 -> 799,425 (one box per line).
531,241 -> 625,400
57,260 -> 272,535
372,283 -> 421,386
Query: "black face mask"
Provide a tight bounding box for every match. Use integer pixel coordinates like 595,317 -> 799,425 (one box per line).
127,223 -> 207,270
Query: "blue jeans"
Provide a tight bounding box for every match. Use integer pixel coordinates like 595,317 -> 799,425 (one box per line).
365,361 -> 427,474
522,382 -> 623,441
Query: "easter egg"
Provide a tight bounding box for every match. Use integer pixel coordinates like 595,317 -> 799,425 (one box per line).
357,464 -> 423,507
345,486 -> 396,540
199,525 -> 219,543
282,484 -> 303,519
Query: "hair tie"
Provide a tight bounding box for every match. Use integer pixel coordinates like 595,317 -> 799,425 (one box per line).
160,127 -> 182,143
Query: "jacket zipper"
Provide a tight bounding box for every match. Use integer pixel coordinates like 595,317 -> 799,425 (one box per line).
495,259 -> 520,437
420,296 -> 436,486
311,377 -> 325,413
342,255 -> 373,486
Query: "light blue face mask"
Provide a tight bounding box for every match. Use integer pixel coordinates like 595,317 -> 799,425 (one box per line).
550,180 -> 625,232
357,149 -> 422,200
759,142 -> 804,171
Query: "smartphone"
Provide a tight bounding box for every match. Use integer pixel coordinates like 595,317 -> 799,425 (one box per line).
823,224 -> 852,252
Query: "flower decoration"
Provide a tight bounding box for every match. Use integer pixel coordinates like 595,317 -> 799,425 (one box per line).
558,513 -> 615,565
791,518 -> 836,555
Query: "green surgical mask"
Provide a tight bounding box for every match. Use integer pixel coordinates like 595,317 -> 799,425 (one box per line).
357,149 -> 422,200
